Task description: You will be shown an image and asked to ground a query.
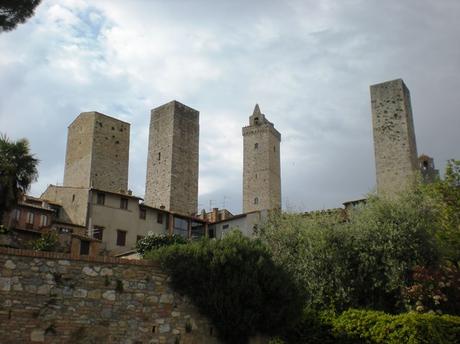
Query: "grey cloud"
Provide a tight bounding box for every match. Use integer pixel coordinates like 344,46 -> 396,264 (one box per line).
1,0 -> 459,214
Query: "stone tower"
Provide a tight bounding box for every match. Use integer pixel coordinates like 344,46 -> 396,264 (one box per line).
144,100 -> 199,216
418,154 -> 439,183
371,79 -> 418,196
63,111 -> 130,193
242,104 -> 281,213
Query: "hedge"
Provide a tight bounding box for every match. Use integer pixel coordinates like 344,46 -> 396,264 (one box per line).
333,309 -> 460,344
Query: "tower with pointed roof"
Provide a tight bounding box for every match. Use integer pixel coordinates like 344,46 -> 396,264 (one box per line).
242,104 -> 281,213
144,100 -> 199,216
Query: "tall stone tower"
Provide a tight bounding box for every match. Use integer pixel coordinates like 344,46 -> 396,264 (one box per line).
144,100 -> 199,216
371,79 -> 418,196
242,104 -> 281,213
63,111 -> 130,193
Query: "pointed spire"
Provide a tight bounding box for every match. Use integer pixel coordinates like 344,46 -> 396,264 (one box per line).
253,104 -> 261,117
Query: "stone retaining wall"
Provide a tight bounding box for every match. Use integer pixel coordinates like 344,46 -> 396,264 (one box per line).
0,247 -> 219,344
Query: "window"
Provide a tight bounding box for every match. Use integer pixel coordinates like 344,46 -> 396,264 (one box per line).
26,212 -> 34,224
116,230 -> 127,246
157,212 -> 163,224
222,224 -> 229,230
97,192 -> 105,205
273,145 -> 276,152
173,217 -> 189,238
120,197 -> 128,210
136,235 -> 144,243
254,197 -> 259,205
14,209 -> 20,221
158,152 -> 161,161
254,143 -> 258,149
72,194 -> 75,202
40,214 -> 48,227
139,207 -> 146,220
208,228 -> 215,239
93,226 -> 104,240
80,240 -> 90,255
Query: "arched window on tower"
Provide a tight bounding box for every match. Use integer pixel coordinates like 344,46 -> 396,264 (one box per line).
254,143 -> 258,149
254,197 -> 259,205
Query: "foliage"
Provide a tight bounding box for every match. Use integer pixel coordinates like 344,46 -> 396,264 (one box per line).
332,309 -> 460,344
403,263 -> 460,315
135,233 -> 186,256
0,134 -> 38,224
280,309 -> 342,344
420,159 -> 460,265
0,0 -> 42,32
32,232 -> 58,252
148,231 -> 304,343
0,224 -> 9,234
259,190 -> 440,313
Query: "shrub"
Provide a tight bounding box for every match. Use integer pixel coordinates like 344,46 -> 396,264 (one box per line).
136,233 -> 186,256
259,191 -> 440,313
403,263 -> 460,315
333,309 -> 460,344
148,231 -> 304,343
31,232 -> 58,252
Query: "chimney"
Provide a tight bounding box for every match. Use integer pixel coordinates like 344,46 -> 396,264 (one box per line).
211,208 -> 219,223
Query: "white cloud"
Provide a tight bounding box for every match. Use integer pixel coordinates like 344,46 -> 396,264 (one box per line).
1,0 -> 459,214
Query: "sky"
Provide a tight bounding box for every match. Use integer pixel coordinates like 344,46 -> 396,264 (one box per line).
1,0 -> 459,214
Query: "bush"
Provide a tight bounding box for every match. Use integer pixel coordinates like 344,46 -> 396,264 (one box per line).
32,232 -> 58,252
148,231 -> 304,343
333,309 -> 460,344
403,263 -> 460,315
135,233 -> 186,256
259,192 -> 440,313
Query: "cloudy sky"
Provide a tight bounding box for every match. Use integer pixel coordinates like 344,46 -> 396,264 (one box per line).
1,0 -> 459,214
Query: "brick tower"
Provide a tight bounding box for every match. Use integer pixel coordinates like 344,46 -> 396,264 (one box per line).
63,111 -> 130,193
242,104 -> 281,213
371,79 -> 418,196
144,101 -> 199,216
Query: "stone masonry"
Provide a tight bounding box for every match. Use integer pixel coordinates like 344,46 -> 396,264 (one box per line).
371,79 -> 418,196
144,101 -> 199,216
242,105 -> 281,213
63,111 -> 130,194
0,247 -> 219,344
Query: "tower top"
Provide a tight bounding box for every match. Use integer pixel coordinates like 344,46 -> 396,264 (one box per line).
249,103 -> 270,126
253,104 -> 261,117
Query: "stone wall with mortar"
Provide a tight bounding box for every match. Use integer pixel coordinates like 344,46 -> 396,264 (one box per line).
63,112 -> 130,194
0,247 -> 219,344
242,105 -> 281,213
145,101 -> 199,216
371,79 -> 418,196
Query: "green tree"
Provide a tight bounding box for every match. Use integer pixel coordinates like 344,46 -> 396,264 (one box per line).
0,134 -> 38,225
0,0 -> 42,32
147,231 -> 304,343
421,159 -> 460,265
259,191 -> 439,313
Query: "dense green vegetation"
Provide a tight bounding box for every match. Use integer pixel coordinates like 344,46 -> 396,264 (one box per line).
140,160 -> 460,343
135,233 -> 187,256
0,134 -> 38,226
146,231 -> 303,343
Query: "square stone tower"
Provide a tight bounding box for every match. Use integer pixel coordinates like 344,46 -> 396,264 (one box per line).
371,79 -> 418,196
144,100 -> 199,216
63,111 -> 130,193
242,104 -> 281,213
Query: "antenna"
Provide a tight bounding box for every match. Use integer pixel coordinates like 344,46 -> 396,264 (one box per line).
222,195 -> 229,209
209,199 -> 216,212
